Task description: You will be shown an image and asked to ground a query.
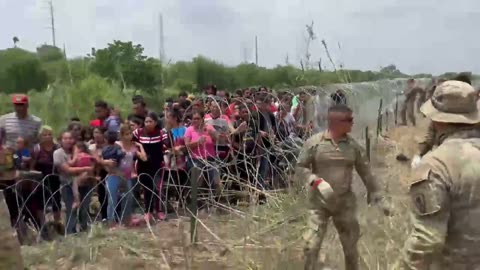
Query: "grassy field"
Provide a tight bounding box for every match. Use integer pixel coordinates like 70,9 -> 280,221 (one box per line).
20,120 -> 427,270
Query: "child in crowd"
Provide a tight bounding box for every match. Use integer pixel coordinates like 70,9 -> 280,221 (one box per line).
15,137 -> 31,170
105,106 -> 122,135
102,131 -> 125,175
69,141 -> 95,209
129,117 -> 143,131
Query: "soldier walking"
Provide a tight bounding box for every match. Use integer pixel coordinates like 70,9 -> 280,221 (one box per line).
295,104 -> 391,270
400,79 -> 422,126
398,80 -> 480,269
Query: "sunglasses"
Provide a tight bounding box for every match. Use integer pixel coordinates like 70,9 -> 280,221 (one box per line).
339,117 -> 354,123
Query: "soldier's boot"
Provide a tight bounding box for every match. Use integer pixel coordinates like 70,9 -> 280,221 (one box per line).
333,203 -> 360,270
343,247 -> 359,270
303,209 -> 329,270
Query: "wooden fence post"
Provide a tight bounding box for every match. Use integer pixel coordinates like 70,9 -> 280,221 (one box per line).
394,95 -> 398,126
376,99 -> 383,137
385,110 -> 389,132
189,167 -> 201,244
365,126 -> 370,161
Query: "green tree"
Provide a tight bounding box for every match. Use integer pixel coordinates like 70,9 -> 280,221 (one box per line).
12,36 -> 19,48
0,48 -> 48,93
4,58 -> 48,93
36,45 -> 63,62
90,40 -> 162,93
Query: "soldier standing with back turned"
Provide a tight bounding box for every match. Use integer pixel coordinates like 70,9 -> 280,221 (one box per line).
400,79 -> 422,126
398,80 -> 480,269
296,104 -> 391,270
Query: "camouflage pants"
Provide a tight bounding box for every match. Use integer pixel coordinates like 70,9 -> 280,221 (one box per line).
303,192 -> 359,270
416,92 -> 426,112
0,191 -> 24,270
400,101 -> 416,126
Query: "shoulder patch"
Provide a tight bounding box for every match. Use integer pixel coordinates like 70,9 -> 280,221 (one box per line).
408,169 -> 446,216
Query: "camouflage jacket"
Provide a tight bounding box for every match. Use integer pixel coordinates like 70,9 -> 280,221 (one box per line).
400,129 -> 480,270
295,131 -> 382,207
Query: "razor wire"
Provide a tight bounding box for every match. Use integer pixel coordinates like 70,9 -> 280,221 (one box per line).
1,81 -> 414,245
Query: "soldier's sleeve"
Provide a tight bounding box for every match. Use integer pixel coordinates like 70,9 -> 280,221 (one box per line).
352,139 -> 381,201
418,122 -> 435,157
294,136 -> 318,186
399,163 -> 450,270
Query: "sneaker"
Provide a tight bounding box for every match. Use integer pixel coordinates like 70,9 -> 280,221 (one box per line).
156,212 -> 166,221
130,215 -> 145,226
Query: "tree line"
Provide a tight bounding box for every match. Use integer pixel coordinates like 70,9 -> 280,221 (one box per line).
0,40 -> 446,97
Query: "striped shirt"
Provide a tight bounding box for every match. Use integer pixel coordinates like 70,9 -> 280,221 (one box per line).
133,127 -> 164,174
0,113 -> 42,150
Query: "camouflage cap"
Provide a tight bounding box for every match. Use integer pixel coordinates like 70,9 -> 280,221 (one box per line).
420,80 -> 480,124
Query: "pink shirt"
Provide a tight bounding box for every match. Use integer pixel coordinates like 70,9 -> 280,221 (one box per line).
75,152 -> 93,167
185,125 -> 216,159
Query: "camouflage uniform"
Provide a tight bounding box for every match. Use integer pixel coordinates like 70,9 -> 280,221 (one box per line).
296,131 -> 386,270
417,122 -> 437,157
416,87 -> 427,112
401,86 -> 422,126
399,81 -> 480,269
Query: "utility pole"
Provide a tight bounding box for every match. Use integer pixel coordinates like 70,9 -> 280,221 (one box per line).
159,13 -> 165,63
48,0 -> 56,47
242,46 -> 248,63
62,43 -> 67,58
255,35 -> 258,66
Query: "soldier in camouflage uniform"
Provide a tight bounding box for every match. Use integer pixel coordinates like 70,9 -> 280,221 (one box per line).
398,80 -> 480,269
412,77 -> 467,168
296,104 -> 391,270
400,79 -> 423,126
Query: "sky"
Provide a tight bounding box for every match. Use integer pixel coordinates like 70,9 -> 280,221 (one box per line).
1,0 -> 479,75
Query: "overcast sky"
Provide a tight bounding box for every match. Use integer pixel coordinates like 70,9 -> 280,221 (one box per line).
1,0 -> 479,75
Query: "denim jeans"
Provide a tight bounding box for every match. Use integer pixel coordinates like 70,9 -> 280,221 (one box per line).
187,157 -> 218,209
258,154 -> 270,190
186,158 -> 218,190
106,175 -> 134,223
62,184 -> 92,235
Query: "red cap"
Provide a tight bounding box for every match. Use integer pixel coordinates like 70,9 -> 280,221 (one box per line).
12,94 -> 28,104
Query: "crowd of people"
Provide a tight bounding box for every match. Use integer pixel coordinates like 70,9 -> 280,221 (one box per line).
0,85 -> 346,243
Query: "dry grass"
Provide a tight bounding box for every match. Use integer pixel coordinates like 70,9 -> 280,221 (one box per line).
21,122 -> 428,270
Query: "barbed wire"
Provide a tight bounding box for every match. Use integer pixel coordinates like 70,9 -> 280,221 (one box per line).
2,82 -> 411,247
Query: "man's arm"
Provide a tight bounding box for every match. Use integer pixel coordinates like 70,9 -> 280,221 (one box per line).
294,136 -> 318,186
418,122 -> 436,157
399,165 -> 450,270
353,139 -> 382,202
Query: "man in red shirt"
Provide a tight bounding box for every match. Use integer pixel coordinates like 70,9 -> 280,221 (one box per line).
90,100 -> 109,128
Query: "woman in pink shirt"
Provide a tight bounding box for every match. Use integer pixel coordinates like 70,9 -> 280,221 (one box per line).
184,111 -> 219,210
